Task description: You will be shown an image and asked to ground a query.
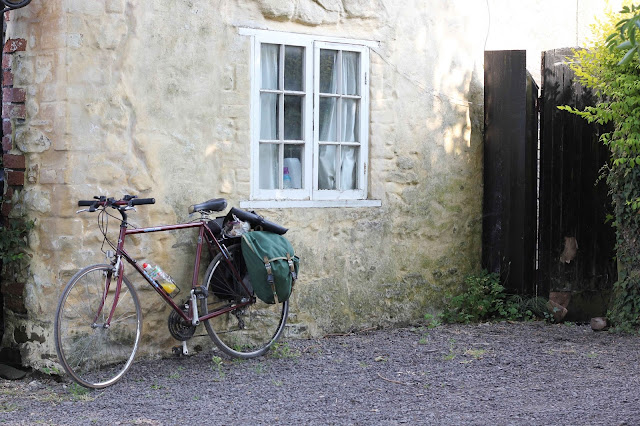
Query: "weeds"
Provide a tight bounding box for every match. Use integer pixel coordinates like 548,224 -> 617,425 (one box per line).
439,270 -> 549,324
0,401 -> 19,413
269,342 -> 300,359
68,383 -> 93,401
211,355 -> 226,380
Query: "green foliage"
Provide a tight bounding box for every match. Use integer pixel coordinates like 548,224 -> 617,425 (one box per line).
0,218 -> 33,265
606,4 -> 640,65
560,4 -> 640,333
440,271 -> 543,324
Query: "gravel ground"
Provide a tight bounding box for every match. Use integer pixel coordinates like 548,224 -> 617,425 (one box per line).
1,321 -> 639,425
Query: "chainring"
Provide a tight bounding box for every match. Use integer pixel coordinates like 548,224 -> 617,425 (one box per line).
168,302 -> 196,341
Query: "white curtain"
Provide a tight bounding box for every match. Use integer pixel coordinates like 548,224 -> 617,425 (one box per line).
259,45 -> 278,189
319,50 -> 358,191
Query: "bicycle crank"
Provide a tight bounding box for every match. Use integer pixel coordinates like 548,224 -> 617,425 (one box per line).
168,302 -> 196,341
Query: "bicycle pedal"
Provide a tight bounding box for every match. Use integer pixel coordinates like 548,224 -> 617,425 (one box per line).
193,286 -> 208,299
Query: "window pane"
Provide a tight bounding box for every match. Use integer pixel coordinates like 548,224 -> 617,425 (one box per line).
284,145 -> 303,189
259,143 -> 279,189
319,49 -> 338,94
260,93 -> 278,140
319,97 -> 337,142
342,51 -> 359,95
261,44 -> 279,90
284,46 -> 303,92
340,146 -> 358,190
318,144 -> 337,190
341,98 -> 359,142
284,95 -> 302,141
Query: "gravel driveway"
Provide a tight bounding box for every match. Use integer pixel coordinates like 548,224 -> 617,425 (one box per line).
1,321 -> 639,425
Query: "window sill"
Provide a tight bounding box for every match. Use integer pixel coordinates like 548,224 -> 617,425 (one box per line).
239,199 -> 382,209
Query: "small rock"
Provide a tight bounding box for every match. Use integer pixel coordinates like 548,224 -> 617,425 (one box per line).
590,317 -> 608,331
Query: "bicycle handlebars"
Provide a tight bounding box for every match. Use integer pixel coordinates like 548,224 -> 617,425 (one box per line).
77,196 -> 156,210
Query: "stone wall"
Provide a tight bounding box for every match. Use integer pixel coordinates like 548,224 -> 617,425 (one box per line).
0,0 -> 613,369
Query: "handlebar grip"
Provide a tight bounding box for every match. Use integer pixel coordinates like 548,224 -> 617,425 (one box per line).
131,198 -> 155,206
78,200 -> 96,206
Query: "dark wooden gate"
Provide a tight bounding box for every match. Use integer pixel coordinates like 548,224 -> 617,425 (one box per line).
483,50 -> 538,295
538,48 -> 616,319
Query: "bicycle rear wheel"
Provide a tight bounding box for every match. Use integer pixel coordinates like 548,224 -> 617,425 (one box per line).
54,264 -> 142,389
201,244 -> 288,358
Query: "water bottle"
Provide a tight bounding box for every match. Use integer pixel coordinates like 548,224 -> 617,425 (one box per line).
143,262 -> 178,295
283,167 -> 292,189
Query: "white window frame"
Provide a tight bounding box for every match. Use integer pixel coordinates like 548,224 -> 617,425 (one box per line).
241,28 -> 379,207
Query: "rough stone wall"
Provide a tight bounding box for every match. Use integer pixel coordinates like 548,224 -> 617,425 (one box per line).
0,0 -> 608,369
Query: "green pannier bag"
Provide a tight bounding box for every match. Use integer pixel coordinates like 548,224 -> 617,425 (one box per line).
241,231 -> 299,304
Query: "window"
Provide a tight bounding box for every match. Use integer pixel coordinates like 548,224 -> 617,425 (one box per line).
245,30 -> 372,204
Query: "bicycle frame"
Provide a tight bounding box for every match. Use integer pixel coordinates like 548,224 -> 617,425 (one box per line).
100,215 -> 254,328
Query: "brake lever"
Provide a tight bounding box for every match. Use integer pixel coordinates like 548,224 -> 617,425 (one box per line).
76,208 -> 91,214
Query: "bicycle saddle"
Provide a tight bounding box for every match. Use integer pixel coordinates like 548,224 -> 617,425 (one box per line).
189,198 -> 228,213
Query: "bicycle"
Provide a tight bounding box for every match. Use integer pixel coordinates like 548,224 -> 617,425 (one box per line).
54,195 -> 290,389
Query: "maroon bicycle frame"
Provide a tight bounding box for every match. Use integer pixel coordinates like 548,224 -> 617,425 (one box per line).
100,218 -> 253,327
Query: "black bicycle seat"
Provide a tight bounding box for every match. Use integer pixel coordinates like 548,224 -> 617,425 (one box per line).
189,198 -> 228,213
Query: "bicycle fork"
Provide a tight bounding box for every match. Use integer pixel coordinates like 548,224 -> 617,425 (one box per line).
92,255 -> 124,328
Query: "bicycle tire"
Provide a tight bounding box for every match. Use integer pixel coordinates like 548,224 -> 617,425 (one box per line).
54,264 -> 142,389
201,244 -> 288,358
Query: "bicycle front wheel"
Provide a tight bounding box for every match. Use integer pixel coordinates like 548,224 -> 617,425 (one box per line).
54,264 -> 142,389
201,244 -> 288,359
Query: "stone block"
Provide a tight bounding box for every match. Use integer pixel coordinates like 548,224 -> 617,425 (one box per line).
547,300 -> 568,322
549,291 -> 571,308
3,154 -> 25,169
40,169 -> 63,184
15,127 -> 51,153
106,0 -> 125,13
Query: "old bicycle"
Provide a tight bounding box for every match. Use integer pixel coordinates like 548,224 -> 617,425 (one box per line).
54,195 -> 291,388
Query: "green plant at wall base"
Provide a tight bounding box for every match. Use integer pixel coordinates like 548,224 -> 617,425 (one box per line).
0,218 -> 34,264
440,271 -> 530,323
558,3 -> 640,332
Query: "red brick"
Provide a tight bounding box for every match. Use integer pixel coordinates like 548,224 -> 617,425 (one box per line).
2,54 -> 11,70
4,186 -> 13,199
2,135 -> 11,152
3,88 -> 24,103
3,38 -> 26,54
1,103 -> 25,119
4,295 -> 27,314
1,281 -> 24,297
3,119 -> 11,135
5,170 -> 24,185
3,70 -> 13,86
3,154 -> 24,169
1,201 -> 12,217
